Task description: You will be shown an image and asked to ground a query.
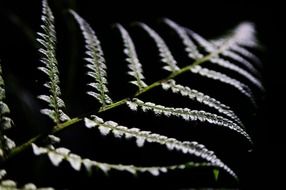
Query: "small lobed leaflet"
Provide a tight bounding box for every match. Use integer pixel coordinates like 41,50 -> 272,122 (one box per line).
37,0 -> 70,124
70,10 -> 112,106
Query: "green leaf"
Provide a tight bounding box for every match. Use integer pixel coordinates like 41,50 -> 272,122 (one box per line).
213,168 -> 220,181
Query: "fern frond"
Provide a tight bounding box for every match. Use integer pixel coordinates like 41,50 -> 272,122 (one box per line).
161,79 -> 242,125
0,64 -> 15,158
127,98 -> 252,143
70,10 -> 112,106
137,23 -> 180,72
0,179 -> 54,190
116,24 -> 148,90
163,18 -> 203,60
190,65 -> 255,105
84,116 -> 236,177
37,0 -> 70,124
32,143 -> 225,178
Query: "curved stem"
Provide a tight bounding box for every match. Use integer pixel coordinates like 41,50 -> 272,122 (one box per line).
5,117 -> 81,161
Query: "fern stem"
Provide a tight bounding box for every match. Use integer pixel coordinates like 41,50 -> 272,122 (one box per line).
99,98 -> 129,113
52,117 -> 82,133
5,118 -> 81,162
135,51 -> 218,96
5,134 -> 42,161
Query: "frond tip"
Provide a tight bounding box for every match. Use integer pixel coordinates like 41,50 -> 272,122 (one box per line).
184,27 -> 263,90
116,24 -> 147,90
70,10 -> 112,106
163,18 -> 258,105
84,116 -> 237,178
37,0 -> 70,124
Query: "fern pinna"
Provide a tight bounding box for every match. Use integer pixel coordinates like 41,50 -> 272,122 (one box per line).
0,0 -> 264,189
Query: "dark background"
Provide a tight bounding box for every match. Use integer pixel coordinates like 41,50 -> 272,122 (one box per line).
0,0 -> 285,189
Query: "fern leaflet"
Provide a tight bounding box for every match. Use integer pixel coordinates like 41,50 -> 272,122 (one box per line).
37,0 -> 70,124
161,79 -> 242,125
137,23 -> 180,72
127,98 -> 252,143
70,10 -> 112,106
163,18 -> 202,60
32,143 -> 223,178
228,44 -> 261,66
210,57 -> 263,90
116,24 -> 148,90
84,116 -> 236,177
190,65 -> 255,105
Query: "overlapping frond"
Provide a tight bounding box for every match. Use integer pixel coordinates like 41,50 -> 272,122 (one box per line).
126,98 -> 252,143
163,18 -> 258,103
70,10 -> 112,106
37,0 -> 69,124
0,64 -> 15,159
32,143 -> 224,178
184,28 -> 263,90
116,24 -> 147,90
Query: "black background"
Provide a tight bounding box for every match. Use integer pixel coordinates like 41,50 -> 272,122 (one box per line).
0,0 -> 285,189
